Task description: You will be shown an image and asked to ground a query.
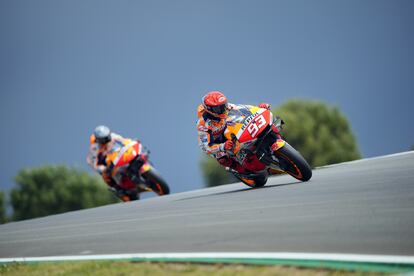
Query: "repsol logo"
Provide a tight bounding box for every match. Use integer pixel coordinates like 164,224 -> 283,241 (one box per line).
241,112 -> 259,131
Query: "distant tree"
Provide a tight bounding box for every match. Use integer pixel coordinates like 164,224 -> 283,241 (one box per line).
411,144 -> 414,151
273,99 -> 361,167
200,99 -> 361,187
10,165 -> 118,221
0,190 -> 6,224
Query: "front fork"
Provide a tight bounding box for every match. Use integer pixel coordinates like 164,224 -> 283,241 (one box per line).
137,159 -> 154,192
270,116 -> 286,152
127,154 -> 153,192
268,118 -> 288,172
271,139 -> 286,152
139,162 -> 152,175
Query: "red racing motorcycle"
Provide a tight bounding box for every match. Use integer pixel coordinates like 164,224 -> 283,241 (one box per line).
105,139 -> 170,201
224,105 -> 312,187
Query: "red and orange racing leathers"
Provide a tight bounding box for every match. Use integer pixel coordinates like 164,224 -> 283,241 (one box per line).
197,103 -> 257,173
86,132 -> 127,185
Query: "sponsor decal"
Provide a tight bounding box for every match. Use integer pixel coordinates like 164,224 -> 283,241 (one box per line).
240,112 -> 260,132
236,150 -> 248,164
218,96 -> 226,103
215,151 -> 226,158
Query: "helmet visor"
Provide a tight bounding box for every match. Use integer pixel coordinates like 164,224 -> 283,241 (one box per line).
96,135 -> 111,145
207,103 -> 228,115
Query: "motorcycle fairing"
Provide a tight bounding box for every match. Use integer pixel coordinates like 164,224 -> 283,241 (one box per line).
237,109 -> 272,143
111,140 -> 141,167
225,107 -> 272,153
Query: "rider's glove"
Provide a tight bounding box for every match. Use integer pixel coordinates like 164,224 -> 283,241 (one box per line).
259,103 -> 271,110
221,140 -> 234,151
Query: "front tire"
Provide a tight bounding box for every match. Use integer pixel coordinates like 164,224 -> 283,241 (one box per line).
142,169 -> 170,196
274,143 -> 312,181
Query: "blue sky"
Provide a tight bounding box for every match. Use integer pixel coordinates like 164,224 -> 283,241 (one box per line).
1,0 -> 413,195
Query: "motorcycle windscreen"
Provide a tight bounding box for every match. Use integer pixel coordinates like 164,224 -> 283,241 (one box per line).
227,106 -> 254,122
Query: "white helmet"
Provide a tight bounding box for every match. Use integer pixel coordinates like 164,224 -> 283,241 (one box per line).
93,125 -> 111,144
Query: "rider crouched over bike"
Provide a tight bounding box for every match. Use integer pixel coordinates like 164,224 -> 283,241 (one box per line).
87,125 -> 147,201
197,91 -> 273,175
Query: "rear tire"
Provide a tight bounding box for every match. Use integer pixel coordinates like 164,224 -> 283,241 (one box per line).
274,143 -> 312,181
142,169 -> 170,196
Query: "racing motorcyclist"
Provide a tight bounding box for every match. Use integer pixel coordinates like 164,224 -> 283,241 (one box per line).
87,125 -> 137,200
196,91 -> 271,174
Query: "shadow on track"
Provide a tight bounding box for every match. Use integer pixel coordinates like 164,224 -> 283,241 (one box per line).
176,181 -> 302,202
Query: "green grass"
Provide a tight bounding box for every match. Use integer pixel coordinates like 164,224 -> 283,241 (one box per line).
0,261 -> 388,276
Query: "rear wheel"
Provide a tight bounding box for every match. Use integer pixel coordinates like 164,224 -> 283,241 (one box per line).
142,169 -> 170,196
274,143 -> 312,181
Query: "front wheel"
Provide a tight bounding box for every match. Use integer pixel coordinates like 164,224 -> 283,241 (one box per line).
274,143 -> 312,181
142,169 -> 170,196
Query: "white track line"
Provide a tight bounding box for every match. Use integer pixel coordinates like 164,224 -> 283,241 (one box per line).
0,252 -> 413,264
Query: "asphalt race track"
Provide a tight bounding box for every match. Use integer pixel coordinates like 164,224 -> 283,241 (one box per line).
0,152 -> 413,258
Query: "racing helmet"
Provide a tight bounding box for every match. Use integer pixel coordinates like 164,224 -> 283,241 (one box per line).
93,125 -> 111,145
202,91 -> 229,119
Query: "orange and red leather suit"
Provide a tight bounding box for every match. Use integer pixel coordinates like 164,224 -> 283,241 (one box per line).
86,132 -> 126,186
197,103 -> 247,173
